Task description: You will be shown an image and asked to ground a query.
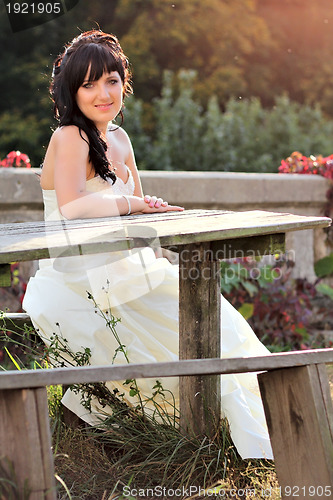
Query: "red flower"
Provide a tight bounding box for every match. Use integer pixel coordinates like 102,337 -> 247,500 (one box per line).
279,151 -> 333,179
0,150 -> 31,168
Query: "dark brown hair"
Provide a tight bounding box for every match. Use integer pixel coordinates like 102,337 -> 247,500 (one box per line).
51,30 -> 133,182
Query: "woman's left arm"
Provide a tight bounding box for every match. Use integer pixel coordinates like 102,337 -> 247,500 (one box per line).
119,126 -> 182,262
118,126 -> 180,212
118,127 -> 144,197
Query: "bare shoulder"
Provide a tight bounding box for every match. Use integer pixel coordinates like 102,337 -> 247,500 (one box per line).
52,125 -> 89,149
110,125 -> 131,144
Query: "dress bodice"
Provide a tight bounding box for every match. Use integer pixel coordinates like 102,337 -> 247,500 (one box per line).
42,167 -> 135,221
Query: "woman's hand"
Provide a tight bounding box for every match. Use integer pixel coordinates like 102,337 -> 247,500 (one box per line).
142,194 -> 184,213
144,194 -> 168,209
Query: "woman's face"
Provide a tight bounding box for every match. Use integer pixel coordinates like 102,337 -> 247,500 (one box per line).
75,69 -> 124,130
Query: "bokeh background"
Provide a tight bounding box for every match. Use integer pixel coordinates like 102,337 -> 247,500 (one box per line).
1,0 -> 333,171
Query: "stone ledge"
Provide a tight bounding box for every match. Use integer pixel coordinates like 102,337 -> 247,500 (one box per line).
139,170 -> 328,209
0,168 -> 43,206
0,168 -> 329,211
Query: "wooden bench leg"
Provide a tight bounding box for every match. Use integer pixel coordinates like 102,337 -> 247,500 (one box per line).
179,242 -> 221,436
0,387 -> 56,499
62,384 -> 87,429
258,364 -> 333,499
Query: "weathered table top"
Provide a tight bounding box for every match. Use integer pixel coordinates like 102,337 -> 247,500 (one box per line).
0,209 -> 331,264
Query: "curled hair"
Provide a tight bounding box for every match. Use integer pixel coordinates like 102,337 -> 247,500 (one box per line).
51,30 -> 133,183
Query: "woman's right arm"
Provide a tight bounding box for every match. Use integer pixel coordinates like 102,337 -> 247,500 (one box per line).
53,127 -> 183,220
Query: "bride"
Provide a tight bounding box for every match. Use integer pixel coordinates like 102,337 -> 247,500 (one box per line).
23,29 -> 273,460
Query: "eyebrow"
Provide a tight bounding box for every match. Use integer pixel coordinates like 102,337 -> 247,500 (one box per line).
82,72 -> 120,84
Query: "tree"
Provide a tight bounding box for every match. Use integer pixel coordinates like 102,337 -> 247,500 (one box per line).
253,0 -> 333,114
0,0 -> 115,163
2,0 -> 333,167
113,0 -> 271,103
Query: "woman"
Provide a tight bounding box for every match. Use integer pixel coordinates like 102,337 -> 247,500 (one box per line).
23,30 -> 273,460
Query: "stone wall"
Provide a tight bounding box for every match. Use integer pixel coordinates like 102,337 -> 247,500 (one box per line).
0,168 -> 331,282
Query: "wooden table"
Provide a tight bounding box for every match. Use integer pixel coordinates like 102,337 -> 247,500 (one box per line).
1,208 -> 333,499
0,208 -> 331,433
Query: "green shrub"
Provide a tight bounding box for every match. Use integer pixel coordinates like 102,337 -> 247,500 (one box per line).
124,70 -> 333,173
0,111 -> 51,167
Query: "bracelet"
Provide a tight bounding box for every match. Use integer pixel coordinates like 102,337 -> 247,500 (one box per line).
122,195 -> 131,215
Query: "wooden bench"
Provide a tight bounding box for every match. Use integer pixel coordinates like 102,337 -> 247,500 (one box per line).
0,347 -> 332,499
0,209 -> 332,498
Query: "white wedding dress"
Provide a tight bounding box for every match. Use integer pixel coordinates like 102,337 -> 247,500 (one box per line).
23,168 -> 273,460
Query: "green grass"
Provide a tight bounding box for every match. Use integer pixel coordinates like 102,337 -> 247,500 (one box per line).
47,386 -> 279,500
0,458 -> 32,500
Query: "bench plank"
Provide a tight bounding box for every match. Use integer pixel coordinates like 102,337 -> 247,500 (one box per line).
0,312 -> 33,330
0,349 -> 332,390
258,364 -> 333,498
318,363 -> 333,440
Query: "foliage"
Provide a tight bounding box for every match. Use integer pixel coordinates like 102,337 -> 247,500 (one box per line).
3,0 -> 333,115
0,150 -> 31,168
279,150 -> 333,245
0,263 -> 27,323
313,251 -> 333,306
149,70 -> 204,172
0,111 -> 51,168
314,254 -> 333,279
220,257 -> 332,351
123,72 -> 333,173
0,457 -> 31,500
118,0 -> 270,104
0,311 -> 43,370
2,1 -> 333,169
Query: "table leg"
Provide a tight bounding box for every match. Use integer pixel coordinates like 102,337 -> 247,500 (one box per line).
179,242 -> 221,436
